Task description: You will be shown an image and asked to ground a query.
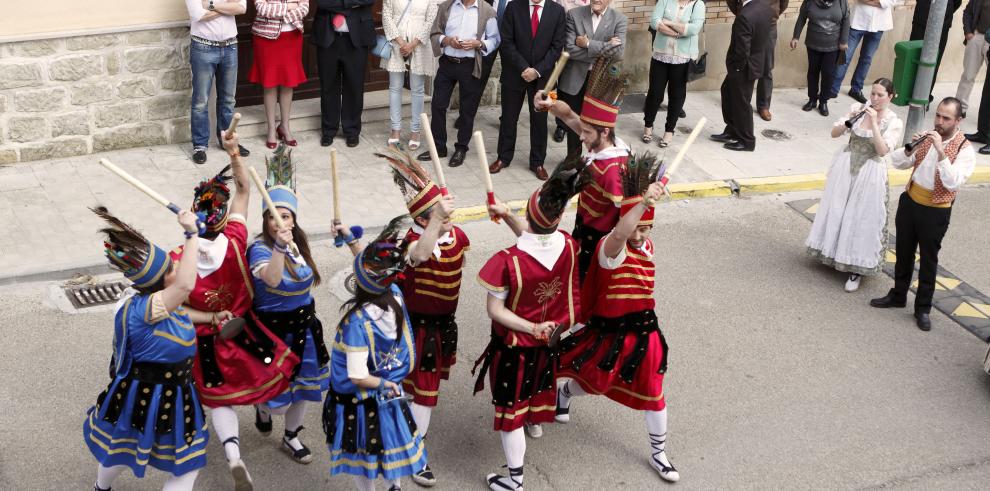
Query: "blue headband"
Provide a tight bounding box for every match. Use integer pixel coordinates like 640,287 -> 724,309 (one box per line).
124,244 -> 171,288
353,251 -> 388,295
263,185 -> 298,216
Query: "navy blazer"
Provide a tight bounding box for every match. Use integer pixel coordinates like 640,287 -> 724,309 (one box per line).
313,0 -> 377,49
499,0 -> 567,89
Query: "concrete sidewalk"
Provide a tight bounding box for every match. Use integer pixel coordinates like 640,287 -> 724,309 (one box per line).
1,82 -> 987,281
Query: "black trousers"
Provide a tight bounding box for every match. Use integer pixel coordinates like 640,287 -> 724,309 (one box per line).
890,192 -> 952,314
317,33 -> 368,138
431,57 -> 484,152
720,70 -> 757,147
455,52 -> 499,129
756,26 -> 777,109
558,81 -> 587,155
977,51 -> 990,136
643,58 -> 689,133
807,49 -> 839,104
497,81 -> 547,167
573,216 -> 608,282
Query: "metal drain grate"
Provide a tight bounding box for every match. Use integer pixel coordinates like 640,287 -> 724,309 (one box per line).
63,281 -> 127,308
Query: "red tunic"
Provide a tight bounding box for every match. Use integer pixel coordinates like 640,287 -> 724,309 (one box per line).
576,156 -> 625,233
476,233 -> 580,431
400,226 -> 470,406
558,238 -> 666,411
169,219 -> 298,408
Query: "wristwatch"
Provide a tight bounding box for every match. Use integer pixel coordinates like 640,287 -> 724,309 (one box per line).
208,0 -> 215,11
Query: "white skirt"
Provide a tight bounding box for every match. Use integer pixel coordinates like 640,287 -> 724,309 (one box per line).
805,151 -> 889,275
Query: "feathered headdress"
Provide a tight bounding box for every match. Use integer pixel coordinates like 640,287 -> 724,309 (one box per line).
526,151 -> 592,231
620,152 -> 663,226
264,143 -> 298,215
91,206 -> 172,288
192,165 -> 233,233
581,44 -> 627,128
353,214 -> 412,295
376,148 -> 442,219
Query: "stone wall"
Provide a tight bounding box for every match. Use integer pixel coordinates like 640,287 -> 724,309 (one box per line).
0,26 -> 191,165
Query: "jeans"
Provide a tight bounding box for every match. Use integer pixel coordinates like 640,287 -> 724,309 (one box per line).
830,28 -> 883,97
189,40 -> 238,149
388,72 -> 426,133
807,49 -> 839,104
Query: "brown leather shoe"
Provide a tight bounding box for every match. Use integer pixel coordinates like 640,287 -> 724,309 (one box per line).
531,165 -> 549,181
758,108 -> 772,121
489,159 -> 509,174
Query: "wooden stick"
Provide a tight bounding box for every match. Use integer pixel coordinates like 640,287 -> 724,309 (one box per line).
330,148 -> 341,222
542,51 -> 570,96
99,158 -> 205,232
226,112 -> 241,134
247,166 -> 300,256
419,113 -> 448,195
659,117 -> 707,187
472,131 -> 500,222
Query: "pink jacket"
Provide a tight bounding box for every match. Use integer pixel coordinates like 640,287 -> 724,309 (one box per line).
252,0 -> 309,39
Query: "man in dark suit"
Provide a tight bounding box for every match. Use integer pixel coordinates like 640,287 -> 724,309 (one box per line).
489,0 -> 567,180
711,0 -> 772,152
313,0 -> 377,148
910,0 -> 963,107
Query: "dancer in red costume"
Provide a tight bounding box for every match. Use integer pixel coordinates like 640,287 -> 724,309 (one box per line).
474,156 -> 588,491
169,131 -> 299,491
556,154 -> 679,482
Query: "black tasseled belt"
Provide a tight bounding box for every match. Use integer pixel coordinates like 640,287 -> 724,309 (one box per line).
322,389 -> 417,455
564,309 -> 668,384
409,312 -> 457,373
255,301 -> 330,377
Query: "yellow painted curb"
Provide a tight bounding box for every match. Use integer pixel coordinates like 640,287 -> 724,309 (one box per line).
735,173 -> 827,194
668,180 -> 734,198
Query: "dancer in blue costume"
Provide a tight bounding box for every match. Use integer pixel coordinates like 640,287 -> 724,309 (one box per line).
84,206 -> 207,491
249,143 -> 363,464
323,216 -> 427,491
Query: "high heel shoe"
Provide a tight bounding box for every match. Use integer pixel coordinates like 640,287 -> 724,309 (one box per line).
265,139 -> 277,150
276,125 -> 297,147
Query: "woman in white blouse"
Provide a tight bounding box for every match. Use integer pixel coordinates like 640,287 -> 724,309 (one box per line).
382,0 -> 440,150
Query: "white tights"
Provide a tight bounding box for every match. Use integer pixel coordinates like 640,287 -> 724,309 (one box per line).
210,406 -> 241,462
352,475 -> 401,491
257,401 -> 309,450
95,465 -> 199,490
409,402 -> 432,436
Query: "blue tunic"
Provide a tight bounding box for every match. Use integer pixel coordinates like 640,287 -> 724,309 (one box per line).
323,285 -> 427,480
82,293 -> 209,478
248,240 -> 330,408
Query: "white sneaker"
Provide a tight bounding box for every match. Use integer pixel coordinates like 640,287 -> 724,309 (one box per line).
229,459 -> 254,491
555,385 -> 570,424
650,450 -> 680,482
844,274 -> 861,292
523,423 -> 543,439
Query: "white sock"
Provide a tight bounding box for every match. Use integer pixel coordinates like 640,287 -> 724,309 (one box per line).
645,408 -> 668,454
211,406 -> 241,462
391,478 -> 401,489
95,464 -> 126,490
283,401 -> 308,451
499,428 -> 526,485
162,469 -> 199,491
409,402 -> 432,437
558,379 -> 588,409
353,475 -> 376,491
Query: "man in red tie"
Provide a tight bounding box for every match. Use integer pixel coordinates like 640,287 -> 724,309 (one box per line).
488,0 -> 567,181
312,0 -> 377,148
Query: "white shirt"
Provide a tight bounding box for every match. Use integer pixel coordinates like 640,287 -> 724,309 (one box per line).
195,233 -> 230,277
598,234 -> 654,270
591,8 -> 605,33
530,1 -> 545,23
185,0 -> 244,41
407,223 -> 454,262
440,0 -> 500,57
849,0 -> 896,33
890,132 -> 977,191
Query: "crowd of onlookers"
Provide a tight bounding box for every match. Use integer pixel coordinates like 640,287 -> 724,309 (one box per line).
183,0 -> 990,167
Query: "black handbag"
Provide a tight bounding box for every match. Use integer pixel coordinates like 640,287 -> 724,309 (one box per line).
687,0 -> 707,82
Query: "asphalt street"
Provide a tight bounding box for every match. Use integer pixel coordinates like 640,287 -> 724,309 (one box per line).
2,187 -> 990,490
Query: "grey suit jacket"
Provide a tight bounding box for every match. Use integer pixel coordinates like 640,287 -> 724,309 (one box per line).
559,6 -> 627,96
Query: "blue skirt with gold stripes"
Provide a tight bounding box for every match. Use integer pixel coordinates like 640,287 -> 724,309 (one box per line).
82,359 -> 209,477
268,329 -> 331,408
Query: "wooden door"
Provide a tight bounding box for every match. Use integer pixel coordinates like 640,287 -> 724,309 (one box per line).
235,1 -> 390,107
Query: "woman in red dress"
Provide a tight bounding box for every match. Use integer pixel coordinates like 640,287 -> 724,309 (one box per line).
169,131 -> 299,490
249,0 -> 309,148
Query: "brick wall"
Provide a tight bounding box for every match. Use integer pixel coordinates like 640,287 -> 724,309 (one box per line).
615,0 -> 920,28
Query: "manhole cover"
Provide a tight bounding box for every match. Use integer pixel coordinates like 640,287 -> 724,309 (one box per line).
761,129 -> 791,141
63,281 -> 127,309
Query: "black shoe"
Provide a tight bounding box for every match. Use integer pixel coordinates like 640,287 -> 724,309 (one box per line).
448,148 -> 466,167
848,90 -> 867,104
723,141 -> 754,151
453,118 -> 461,130
802,100 -> 817,112
321,134 -> 334,147
281,426 -> 313,464
192,149 -> 207,164
418,149 -> 447,161
965,132 -> 989,144
346,136 -> 359,147
254,405 -> 272,435
552,126 -> 566,143
237,145 -> 251,157
915,312 -> 932,331
411,464 -> 437,487
710,132 -> 737,143
980,144 -> 990,155
818,102 -> 829,117
870,292 -> 907,308
679,109 -> 687,118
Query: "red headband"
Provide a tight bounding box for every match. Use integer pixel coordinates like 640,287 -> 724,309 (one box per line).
526,189 -> 561,230
620,196 -> 655,226
580,95 -> 620,128
406,183 -> 442,219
